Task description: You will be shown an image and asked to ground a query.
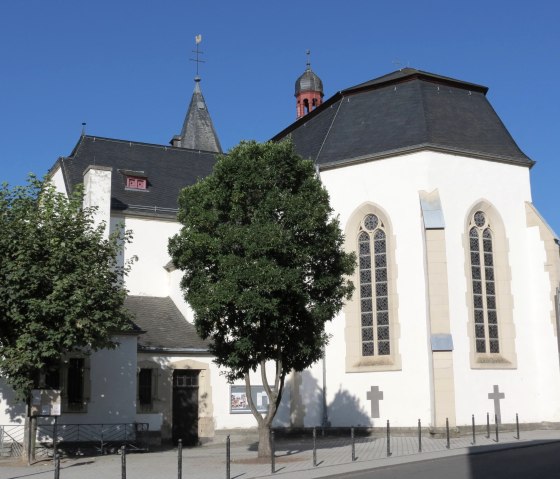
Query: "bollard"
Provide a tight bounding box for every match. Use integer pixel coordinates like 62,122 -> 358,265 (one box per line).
418,419 -> 422,452
177,439 -> 182,479
312,427 -> 317,467
351,427 -> 356,462
226,435 -> 231,479
270,430 -> 275,474
515,413 -> 520,440
486,412 -> 490,438
121,446 -> 126,479
471,415 -> 476,445
386,420 -> 391,457
53,418 -> 58,463
446,418 -> 450,449
54,453 -> 60,479
495,414 -> 499,443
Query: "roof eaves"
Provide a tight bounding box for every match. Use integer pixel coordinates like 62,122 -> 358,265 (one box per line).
317,144 -> 535,171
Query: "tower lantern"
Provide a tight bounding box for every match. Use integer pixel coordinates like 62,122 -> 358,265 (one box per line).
295,50 -> 324,119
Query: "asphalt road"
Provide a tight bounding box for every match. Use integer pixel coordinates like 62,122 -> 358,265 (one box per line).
325,442 -> 560,479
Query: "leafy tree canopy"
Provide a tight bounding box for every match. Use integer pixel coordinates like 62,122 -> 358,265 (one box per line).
169,140 -> 355,455
0,176 -> 132,400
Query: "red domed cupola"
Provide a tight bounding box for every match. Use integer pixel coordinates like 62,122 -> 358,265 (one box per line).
295,50 -> 324,119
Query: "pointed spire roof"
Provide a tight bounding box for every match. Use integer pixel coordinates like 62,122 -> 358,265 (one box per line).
171,76 -> 222,153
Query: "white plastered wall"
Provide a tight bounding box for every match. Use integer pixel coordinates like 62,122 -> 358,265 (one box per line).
315,150 -> 560,427
60,335 -> 137,425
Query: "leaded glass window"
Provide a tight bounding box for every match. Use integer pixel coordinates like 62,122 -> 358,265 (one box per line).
469,211 -> 499,354
358,215 -> 390,356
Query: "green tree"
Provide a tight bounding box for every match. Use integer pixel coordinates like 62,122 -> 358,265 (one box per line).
0,176 -> 132,402
169,140 -> 355,457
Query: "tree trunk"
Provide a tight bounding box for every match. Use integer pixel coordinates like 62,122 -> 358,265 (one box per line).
257,423 -> 271,458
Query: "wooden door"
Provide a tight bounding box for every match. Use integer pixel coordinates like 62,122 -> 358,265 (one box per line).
172,370 -> 199,445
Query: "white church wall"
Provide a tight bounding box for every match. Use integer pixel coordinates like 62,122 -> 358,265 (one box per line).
524,225 -> 560,420
60,335 -> 137,425
117,215 -> 181,298
317,149 -> 559,427
49,164 -> 67,195
0,378 -> 26,426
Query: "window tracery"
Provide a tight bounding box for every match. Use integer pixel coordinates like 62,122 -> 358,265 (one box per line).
358,214 -> 390,356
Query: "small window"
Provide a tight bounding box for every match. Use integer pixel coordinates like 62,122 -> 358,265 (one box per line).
126,176 -> 147,190
67,358 -> 84,406
138,369 -> 153,406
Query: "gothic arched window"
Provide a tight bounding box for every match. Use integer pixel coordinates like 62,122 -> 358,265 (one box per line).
468,210 -> 499,354
358,214 -> 390,356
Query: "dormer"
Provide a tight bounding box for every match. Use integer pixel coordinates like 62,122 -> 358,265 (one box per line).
120,170 -> 148,191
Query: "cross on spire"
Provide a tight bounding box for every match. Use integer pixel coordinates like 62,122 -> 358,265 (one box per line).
306,49 -> 311,70
190,34 -> 205,79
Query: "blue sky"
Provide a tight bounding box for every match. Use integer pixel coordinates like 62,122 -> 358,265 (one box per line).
1,0 -> 559,232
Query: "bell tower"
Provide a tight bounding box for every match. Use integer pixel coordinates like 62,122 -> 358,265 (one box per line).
295,50 -> 324,119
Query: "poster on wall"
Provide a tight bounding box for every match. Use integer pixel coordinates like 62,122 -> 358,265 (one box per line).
230,385 -> 270,414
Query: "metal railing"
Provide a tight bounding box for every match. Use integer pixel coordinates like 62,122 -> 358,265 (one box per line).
1,422 -> 149,458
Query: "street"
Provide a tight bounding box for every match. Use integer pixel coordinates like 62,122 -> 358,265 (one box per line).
328,442 -> 560,479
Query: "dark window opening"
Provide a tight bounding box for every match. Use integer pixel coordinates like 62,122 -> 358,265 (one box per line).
67,358 -> 84,406
139,369 -> 153,405
303,98 -> 310,114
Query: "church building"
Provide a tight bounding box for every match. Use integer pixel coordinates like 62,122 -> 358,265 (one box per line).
1,57 -> 559,446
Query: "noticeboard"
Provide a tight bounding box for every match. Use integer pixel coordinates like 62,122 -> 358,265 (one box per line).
30,389 -> 62,417
230,385 -> 270,414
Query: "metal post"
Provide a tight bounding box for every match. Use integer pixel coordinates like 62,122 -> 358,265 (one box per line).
386,420 -> 391,457
312,427 -> 317,467
495,414 -> 499,443
446,418 -> 450,449
270,430 -> 275,474
471,415 -> 476,445
351,427 -> 356,462
516,413 -> 520,440
121,445 -> 126,479
1,426 -> 4,458
53,417 -> 58,462
226,435 -> 231,479
486,412 -> 490,438
418,419 -> 422,452
177,439 -> 182,479
54,453 -> 60,479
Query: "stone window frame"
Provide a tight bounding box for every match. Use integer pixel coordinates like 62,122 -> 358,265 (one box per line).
344,202 -> 401,372
463,201 -> 517,369
137,360 -> 160,413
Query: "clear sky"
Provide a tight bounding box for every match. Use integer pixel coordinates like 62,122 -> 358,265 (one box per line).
1,1 -> 558,232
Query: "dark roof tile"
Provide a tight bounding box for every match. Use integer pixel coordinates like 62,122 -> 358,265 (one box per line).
125,296 -> 209,352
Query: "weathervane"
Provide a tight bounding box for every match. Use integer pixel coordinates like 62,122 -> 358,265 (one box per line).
306,49 -> 311,69
190,34 -> 205,79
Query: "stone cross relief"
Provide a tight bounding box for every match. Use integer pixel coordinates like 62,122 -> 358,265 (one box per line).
367,386 -> 384,418
488,384 -> 505,424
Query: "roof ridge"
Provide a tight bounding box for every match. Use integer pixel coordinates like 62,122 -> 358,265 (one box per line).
418,81 -> 432,144
315,98 -> 344,163
80,135 -> 220,155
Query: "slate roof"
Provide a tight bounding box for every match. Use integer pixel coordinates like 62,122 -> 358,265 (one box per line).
173,78 -> 222,153
53,135 -> 218,217
273,68 -> 533,169
125,296 -> 210,353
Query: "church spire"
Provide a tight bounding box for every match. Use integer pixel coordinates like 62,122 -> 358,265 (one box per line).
171,35 -> 222,153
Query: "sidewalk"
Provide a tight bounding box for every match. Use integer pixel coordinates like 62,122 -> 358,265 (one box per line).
1,429 -> 560,479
